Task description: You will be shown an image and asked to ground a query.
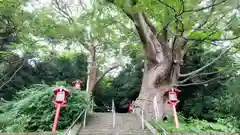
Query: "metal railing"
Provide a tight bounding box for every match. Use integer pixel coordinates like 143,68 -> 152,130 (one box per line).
63,99 -> 93,135
132,100 -> 169,135
152,96 -> 169,135
132,102 -> 145,129
112,99 -> 116,128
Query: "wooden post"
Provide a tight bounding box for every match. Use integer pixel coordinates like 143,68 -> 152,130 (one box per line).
172,104 -> 179,128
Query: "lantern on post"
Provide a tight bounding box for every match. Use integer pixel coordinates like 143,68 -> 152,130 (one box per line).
128,101 -> 133,113
72,80 -> 83,90
52,86 -> 71,134
164,88 -> 181,128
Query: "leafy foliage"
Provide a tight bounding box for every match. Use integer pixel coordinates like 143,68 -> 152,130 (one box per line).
178,44 -> 238,121
0,0 -> 240,133
215,76 -> 240,128
0,52 -> 87,100
0,83 -> 91,132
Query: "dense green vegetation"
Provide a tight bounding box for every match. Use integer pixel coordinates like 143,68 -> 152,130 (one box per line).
151,115 -> 239,133
0,83 -> 91,132
0,0 -> 240,133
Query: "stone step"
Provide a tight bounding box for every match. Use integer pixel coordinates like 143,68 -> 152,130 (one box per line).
79,133 -> 150,135
79,132 -> 151,135
84,113 -> 113,129
79,130 -> 151,135
81,129 -> 149,132
115,113 -> 143,130
78,113 -> 152,135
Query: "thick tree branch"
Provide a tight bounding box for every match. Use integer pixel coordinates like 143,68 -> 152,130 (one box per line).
186,35 -> 240,41
179,45 -> 231,77
96,64 -> 120,84
132,13 -> 158,62
142,13 -> 157,35
175,76 -> 221,87
179,71 -> 221,84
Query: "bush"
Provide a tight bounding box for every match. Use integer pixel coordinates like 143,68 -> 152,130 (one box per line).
0,83 -> 91,132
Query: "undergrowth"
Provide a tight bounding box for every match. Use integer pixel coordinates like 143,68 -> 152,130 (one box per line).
150,114 -> 239,134
0,82 -> 91,132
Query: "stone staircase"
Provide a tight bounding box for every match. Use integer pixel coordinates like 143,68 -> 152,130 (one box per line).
78,113 -> 152,135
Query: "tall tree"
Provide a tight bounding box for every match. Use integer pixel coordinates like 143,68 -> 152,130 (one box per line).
106,0 -> 240,120
28,0 -> 136,93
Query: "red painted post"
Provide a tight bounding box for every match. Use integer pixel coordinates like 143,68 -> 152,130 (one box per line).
52,104 -> 61,134
52,87 -> 71,134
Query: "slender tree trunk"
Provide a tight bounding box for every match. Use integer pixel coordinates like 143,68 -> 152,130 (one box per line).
86,46 -> 97,92
87,61 -> 97,92
86,46 -> 120,93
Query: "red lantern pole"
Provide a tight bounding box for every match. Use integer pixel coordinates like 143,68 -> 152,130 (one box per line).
171,88 -> 179,128
52,104 -> 61,134
165,88 -> 181,129
52,87 -> 71,134
172,103 -> 179,128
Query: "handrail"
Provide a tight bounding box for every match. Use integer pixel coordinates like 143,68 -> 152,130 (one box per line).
132,102 -> 144,129
63,109 -> 86,135
112,99 -> 116,128
63,99 -> 93,135
132,101 -> 169,135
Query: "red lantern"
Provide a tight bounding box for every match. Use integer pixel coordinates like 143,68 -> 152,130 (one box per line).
72,80 -> 83,90
52,87 -> 71,134
128,102 -> 133,113
169,91 -> 178,102
164,88 -> 181,128
164,88 -> 181,105
53,87 -> 71,103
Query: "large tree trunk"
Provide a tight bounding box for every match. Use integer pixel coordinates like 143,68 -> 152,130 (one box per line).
127,13 -> 185,120
135,58 -> 179,120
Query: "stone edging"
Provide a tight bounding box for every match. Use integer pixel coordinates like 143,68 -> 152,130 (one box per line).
134,112 -> 161,135
144,120 -> 161,135
0,133 -> 55,135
